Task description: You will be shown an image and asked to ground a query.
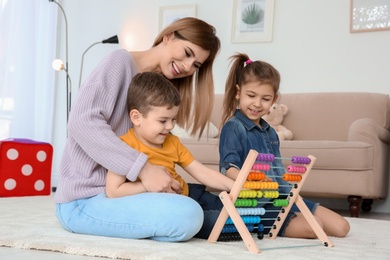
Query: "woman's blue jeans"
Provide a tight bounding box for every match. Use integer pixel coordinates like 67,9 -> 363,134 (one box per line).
56,192 -> 204,242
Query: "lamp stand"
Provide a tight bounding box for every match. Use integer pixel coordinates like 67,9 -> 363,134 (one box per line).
50,0 -> 71,123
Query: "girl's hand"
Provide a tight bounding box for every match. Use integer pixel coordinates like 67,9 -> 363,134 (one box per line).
261,177 -> 273,182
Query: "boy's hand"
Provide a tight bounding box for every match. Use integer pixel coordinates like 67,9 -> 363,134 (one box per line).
170,179 -> 181,194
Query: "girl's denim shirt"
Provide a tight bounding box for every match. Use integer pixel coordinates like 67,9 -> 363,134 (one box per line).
219,109 -> 290,194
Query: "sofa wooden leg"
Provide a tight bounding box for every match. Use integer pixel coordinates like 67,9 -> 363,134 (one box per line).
362,199 -> 373,212
347,195 -> 362,217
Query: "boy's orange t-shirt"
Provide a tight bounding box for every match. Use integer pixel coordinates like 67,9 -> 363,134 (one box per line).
120,128 -> 194,196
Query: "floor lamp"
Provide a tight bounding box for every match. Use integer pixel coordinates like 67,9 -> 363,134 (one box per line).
49,0 -> 71,123
78,35 -> 119,89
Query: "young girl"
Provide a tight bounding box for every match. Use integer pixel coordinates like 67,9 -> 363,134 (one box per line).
219,53 -> 350,238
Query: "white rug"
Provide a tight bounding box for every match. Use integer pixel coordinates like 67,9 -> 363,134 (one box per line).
0,195 -> 389,260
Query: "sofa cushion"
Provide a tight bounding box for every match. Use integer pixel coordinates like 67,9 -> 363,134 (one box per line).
171,123 -> 219,139
280,140 -> 373,171
279,92 -> 390,141
179,138 -> 219,164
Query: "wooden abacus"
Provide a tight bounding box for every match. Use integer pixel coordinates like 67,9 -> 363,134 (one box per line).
207,149 -> 333,253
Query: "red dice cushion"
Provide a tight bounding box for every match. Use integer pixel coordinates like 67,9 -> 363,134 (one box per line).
0,138 -> 53,197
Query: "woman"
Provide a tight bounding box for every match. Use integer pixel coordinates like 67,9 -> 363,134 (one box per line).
55,17 -> 221,242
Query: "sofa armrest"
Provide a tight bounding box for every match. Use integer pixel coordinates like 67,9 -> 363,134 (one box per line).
348,118 -> 390,144
347,118 -> 390,199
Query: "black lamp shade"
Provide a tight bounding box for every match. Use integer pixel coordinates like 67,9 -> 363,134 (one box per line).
102,35 -> 119,44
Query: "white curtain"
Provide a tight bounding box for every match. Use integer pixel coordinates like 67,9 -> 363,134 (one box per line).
0,0 -> 57,143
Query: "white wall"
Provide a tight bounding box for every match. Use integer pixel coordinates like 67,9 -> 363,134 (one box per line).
51,0 -> 390,212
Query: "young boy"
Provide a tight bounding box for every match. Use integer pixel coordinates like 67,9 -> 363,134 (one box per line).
105,72 -> 234,239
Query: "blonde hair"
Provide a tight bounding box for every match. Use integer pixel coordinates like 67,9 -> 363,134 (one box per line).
153,17 -> 221,138
221,53 -> 280,127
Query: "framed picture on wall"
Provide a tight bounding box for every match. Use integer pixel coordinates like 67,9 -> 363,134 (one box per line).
231,0 -> 274,43
350,0 -> 390,33
159,5 -> 196,31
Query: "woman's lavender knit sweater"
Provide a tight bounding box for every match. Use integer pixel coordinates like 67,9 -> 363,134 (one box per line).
55,49 -> 148,203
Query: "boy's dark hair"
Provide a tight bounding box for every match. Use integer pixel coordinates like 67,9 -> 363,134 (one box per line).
127,72 -> 181,115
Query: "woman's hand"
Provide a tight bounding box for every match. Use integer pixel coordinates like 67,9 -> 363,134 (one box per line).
138,162 -> 181,194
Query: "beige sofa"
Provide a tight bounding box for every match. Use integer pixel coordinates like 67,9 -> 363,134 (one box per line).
175,92 -> 390,217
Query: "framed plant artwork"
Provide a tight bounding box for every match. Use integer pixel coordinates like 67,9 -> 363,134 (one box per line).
350,0 -> 390,33
159,5 -> 196,31
231,0 -> 275,43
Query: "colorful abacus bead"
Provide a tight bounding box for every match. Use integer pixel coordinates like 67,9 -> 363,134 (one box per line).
256,153 -> 275,162
266,182 -> 279,189
291,156 -> 311,164
222,224 -> 254,233
287,165 -> 306,173
247,171 -> 266,181
243,181 -> 279,190
273,199 -> 289,207
238,190 -> 263,198
257,232 -> 264,240
257,224 -> 265,232
226,216 -> 260,225
222,225 -> 238,233
263,190 -> 280,198
252,163 -> 271,171
283,174 -> 302,182
237,207 -> 266,216
240,216 -> 261,224
235,199 -> 258,207
218,233 -> 242,241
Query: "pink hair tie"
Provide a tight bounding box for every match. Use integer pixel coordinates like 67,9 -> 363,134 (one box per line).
245,59 -> 253,65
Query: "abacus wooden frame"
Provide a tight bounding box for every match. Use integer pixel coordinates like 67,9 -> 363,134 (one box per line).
207,149 -> 333,253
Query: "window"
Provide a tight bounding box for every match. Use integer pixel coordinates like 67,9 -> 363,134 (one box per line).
0,0 -> 57,142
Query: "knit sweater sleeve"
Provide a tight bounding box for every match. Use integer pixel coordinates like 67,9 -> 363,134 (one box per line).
67,49 -> 146,181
